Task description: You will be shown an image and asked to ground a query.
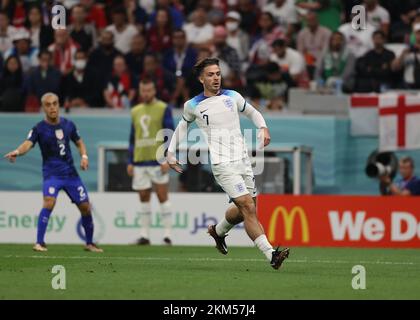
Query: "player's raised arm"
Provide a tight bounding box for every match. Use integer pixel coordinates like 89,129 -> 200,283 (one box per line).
235,92 -> 271,148
166,102 -> 195,173
3,140 -> 34,163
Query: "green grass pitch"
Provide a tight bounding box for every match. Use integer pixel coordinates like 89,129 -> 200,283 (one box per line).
0,244 -> 419,300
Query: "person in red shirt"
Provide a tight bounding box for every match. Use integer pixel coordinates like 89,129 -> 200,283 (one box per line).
80,0 -> 107,31
48,29 -> 80,75
148,8 -> 173,54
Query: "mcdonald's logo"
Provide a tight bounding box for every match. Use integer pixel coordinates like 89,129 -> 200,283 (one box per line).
268,206 -> 310,243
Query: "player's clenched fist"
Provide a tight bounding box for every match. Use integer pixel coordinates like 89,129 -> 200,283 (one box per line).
80,156 -> 89,171
127,164 -> 134,177
258,127 -> 271,149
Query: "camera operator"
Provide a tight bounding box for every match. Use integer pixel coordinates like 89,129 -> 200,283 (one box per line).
379,156 -> 420,196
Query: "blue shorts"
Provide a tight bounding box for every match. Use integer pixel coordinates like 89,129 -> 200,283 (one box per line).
43,176 -> 89,205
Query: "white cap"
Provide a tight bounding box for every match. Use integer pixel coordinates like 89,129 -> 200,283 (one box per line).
414,23 -> 420,32
12,29 -> 30,42
226,11 -> 241,22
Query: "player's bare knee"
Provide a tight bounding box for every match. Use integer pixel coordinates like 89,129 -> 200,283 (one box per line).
235,197 -> 256,217
139,189 -> 151,202
78,202 -> 91,216
43,197 -> 56,210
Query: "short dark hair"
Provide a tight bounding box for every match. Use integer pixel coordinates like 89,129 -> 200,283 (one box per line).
193,58 -> 219,77
400,156 -> 415,168
373,30 -> 386,39
272,39 -> 286,48
139,78 -> 156,87
38,49 -> 52,59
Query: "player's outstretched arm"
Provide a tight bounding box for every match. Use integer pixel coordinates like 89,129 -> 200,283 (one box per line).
3,140 -> 33,163
75,139 -> 89,171
167,118 -> 189,174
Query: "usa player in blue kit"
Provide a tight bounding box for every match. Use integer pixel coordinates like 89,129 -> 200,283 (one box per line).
4,93 -> 103,252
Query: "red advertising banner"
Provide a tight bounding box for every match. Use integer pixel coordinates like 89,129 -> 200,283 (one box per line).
257,195 -> 420,248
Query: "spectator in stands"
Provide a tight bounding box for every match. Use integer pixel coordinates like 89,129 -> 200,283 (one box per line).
363,0 -> 390,36
392,23 -> 420,89
270,38 -> 305,84
25,5 -> 54,51
3,0 -> 26,28
150,0 -> 184,29
4,29 -> 39,73
380,156 -> 420,196
212,26 -> 241,77
338,13 -> 375,58
88,29 -> 121,77
183,7 -> 214,50
316,31 -> 355,93
237,0 -> 259,36
139,53 -> 175,103
40,0 -> 58,26
125,0 -> 149,31
0,10 -> 16,55
163,29 -> 197,107
199,0 -> 224,27
26,50 -> 61,105
297,11 -> 332,79
148,8 -> 173,53
0,55 -> 25,112
125,33 -> 148,79
390,6 -> 418,44
62,49 -> 98,108
225,11 -> 250,67
48,29 -> 79,75
103,54 -> 136,109
249,12 -> 284,65
295,0 -> 342,32
68,4 -> 97,53
80,0 -> 108,31
105,6 -> 138,55
263,0 -> 298,40
253,62 -> 294,111
355,30 -> 395,93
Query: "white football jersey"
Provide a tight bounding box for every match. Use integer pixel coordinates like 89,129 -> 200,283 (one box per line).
183,89 -> 251,164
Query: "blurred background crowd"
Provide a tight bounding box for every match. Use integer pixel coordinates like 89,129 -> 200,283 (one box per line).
0,0 -> 419,112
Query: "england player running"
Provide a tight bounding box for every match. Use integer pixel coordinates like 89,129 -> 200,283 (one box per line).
4,93 -> 103,253
127,79 -> 174,245
167,58 -> 289,270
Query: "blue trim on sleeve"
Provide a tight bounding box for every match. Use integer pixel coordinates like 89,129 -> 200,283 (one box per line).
162,105 -> 175,130
128,124 -> 135,165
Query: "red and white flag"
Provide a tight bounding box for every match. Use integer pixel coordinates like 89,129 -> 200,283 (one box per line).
349,94 -> 379,136
379,94 -> 420,151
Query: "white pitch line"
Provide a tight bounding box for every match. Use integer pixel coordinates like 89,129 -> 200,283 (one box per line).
1,255 -> 418,266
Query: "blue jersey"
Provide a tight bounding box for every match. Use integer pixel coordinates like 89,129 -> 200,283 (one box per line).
27,117 -> 81,179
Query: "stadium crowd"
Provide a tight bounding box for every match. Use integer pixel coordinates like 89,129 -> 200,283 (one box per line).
0,0 -> 419,112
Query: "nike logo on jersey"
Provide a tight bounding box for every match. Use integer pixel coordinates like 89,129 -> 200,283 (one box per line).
200,109 -> 208,114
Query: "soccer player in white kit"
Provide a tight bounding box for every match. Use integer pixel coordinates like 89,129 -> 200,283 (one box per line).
167,58 -> 290,270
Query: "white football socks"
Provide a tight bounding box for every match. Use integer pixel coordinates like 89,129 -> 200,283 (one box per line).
254,234 -> 274,261
160,201 -> 172,239
139,202 -> 151,239
215,218 -> 234,237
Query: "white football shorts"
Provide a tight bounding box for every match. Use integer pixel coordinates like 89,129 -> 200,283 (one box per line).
211,157 -> 257,200
132,166 -> 169,190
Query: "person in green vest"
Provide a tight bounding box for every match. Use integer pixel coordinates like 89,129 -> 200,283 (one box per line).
296,0 -> 343,32
315,31 -> 356,92
127,78 -> 175,245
